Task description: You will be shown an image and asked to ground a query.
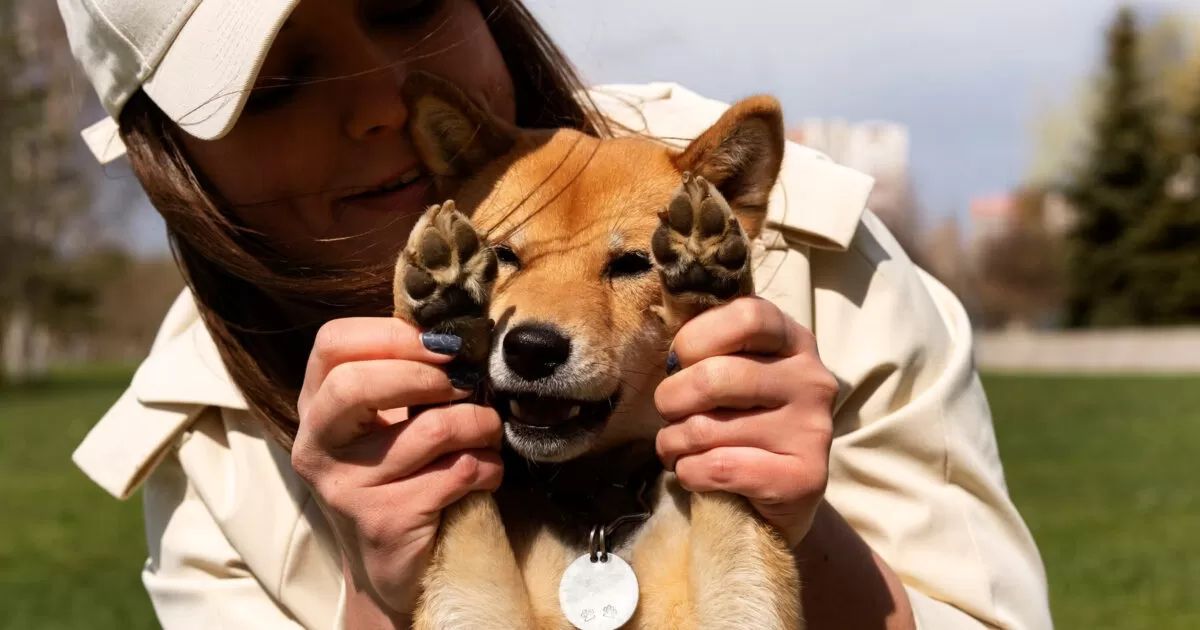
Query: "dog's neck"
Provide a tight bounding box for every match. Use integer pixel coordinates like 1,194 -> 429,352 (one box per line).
497,441 -> 664,549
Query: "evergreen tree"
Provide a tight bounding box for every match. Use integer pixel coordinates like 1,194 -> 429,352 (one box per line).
1122,64 -> 1200,325
1063,6 -> 1168,327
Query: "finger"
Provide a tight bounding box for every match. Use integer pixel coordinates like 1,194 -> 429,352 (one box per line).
393,449 -> 505,519
348,404 -> 503,485
300,359 -> 475,450
655,354 -> 792,421
671,298 -> 813,368
354,449 -> 503,554
656,407 -> 818,471
674,446 -> 827,507
303,318 -> 460,402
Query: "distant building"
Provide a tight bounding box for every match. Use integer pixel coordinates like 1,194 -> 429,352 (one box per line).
787,119 -> 918,249
967,193 -> 1017,260
967,189 -> 1077,260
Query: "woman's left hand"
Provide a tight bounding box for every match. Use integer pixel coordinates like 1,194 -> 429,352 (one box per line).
654,297 -> 839,547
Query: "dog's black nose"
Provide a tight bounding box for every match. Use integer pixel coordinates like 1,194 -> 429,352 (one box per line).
503,324 -> 571,381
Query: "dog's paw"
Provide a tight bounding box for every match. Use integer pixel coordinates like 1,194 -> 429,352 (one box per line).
651,172 -> 753,316
394,200 -> 497,363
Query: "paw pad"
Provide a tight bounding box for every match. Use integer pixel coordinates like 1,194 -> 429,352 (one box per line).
651,172 -> 753,306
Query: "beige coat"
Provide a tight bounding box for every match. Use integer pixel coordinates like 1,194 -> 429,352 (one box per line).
73,83 -> 1054,629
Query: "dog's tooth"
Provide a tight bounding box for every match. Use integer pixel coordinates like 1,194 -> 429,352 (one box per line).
567,405 -> 580,420
509,400 -> 523,419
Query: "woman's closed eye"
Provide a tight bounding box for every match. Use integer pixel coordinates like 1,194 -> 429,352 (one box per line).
244,56 -> 316,115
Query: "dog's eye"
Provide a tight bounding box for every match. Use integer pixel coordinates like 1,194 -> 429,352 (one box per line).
607,251 -> 653,280
494,244 -> 521,269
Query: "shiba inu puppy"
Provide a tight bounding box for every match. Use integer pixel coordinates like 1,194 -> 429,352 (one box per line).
393,72 -> 801,629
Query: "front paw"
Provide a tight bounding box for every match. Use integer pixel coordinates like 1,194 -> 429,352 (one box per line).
394,200 -> 497,365
650,173 -> 754,327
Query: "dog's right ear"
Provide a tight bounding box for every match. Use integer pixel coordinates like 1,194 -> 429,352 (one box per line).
402,71 -> 517,178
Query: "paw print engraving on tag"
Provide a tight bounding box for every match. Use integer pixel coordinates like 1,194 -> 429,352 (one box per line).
602,605 -> 618,619
581,609 -> 596,622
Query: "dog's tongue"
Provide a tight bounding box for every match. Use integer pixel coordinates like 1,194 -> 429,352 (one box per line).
507,396 -> 581,428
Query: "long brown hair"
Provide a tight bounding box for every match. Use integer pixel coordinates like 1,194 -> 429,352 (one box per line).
118,0 -> 614,449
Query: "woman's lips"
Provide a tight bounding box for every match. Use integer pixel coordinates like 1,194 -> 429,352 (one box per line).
336,167 -> 432,215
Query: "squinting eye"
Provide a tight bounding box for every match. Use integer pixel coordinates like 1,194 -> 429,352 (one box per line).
494,244 -> 521,269
607,251 -> 653,280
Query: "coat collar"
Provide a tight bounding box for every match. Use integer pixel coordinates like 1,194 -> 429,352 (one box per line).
72,291 -> 247,500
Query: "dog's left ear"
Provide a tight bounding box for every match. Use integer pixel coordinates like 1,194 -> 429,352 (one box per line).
402,71 -> 518,179
672,96 -> 785,239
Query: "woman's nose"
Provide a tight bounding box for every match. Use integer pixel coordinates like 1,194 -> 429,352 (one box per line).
336,34 -> 410,140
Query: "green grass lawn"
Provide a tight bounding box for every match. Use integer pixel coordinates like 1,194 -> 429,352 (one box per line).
0,365 -> 158,630
1,369 -> 1197,629
987,374 -> 1200,629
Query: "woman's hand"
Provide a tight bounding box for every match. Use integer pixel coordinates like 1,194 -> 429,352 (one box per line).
292,317 -> 503,623
655,297 -> 839,546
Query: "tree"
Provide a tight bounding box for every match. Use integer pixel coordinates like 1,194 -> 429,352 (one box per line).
1118,60 -> 1200,325
974,187 -> 1067,330
0,0 -> 94,381
1061,6 -> 1169,328
1027,11 -> 1199,188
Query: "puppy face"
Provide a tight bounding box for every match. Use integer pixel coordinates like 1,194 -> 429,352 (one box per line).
403,72 -> 784,462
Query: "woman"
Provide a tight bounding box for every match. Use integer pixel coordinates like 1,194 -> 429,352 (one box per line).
62,0 -> 1053,627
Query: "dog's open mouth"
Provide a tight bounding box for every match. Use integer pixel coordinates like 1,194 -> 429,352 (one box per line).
493,390 -> 620,462
494,391 -> 620,432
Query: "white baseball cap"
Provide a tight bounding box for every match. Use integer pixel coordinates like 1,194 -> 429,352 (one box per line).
58,0 -> 301,164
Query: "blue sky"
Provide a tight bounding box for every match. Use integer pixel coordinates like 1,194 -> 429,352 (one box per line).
115,0 -> 1200,254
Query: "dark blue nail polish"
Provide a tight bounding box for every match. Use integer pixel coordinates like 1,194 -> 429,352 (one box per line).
666,351 -> 681,376
448,367 -> 483,390
421,332 -> 463,356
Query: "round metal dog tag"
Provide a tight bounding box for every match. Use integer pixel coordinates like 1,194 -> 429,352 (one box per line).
558,553 -> 639,630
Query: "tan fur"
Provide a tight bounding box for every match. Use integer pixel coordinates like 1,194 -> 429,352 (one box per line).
394,72 -> 802,629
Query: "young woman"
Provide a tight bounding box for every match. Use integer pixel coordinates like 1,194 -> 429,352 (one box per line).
61,0 -> 1053,627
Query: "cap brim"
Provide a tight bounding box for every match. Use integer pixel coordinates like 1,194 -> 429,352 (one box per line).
143,0 -> 301,142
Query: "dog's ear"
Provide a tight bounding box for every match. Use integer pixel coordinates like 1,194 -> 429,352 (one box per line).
402,71 -> 517,178
672,96 -> 785,238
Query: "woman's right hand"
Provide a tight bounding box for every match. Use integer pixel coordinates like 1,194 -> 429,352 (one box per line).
292,317 -> 504,624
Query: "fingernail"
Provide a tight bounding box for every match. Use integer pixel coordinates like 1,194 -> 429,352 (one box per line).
421,332 -> 463,356
448,367 -> 483,390
666,351 -> 680,376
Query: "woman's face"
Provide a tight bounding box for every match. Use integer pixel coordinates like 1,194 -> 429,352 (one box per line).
179,0 -> 516,266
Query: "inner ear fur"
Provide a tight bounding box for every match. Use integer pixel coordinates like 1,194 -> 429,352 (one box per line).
401,71 -> 517,178
672,95 -> 786,239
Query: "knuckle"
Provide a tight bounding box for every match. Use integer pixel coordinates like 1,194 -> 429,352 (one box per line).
324,364 -> 365,410
313,322 -> 347,361
735,299 -> 768,335
449,453 -> 481,486
692,360 -> 726,399
475,457 -> 503,489
683,416 -> 717,451
813,368 -> 840,402
289,445 -> 321,482
707,452 -> 736,486
418,411 -> 455,447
